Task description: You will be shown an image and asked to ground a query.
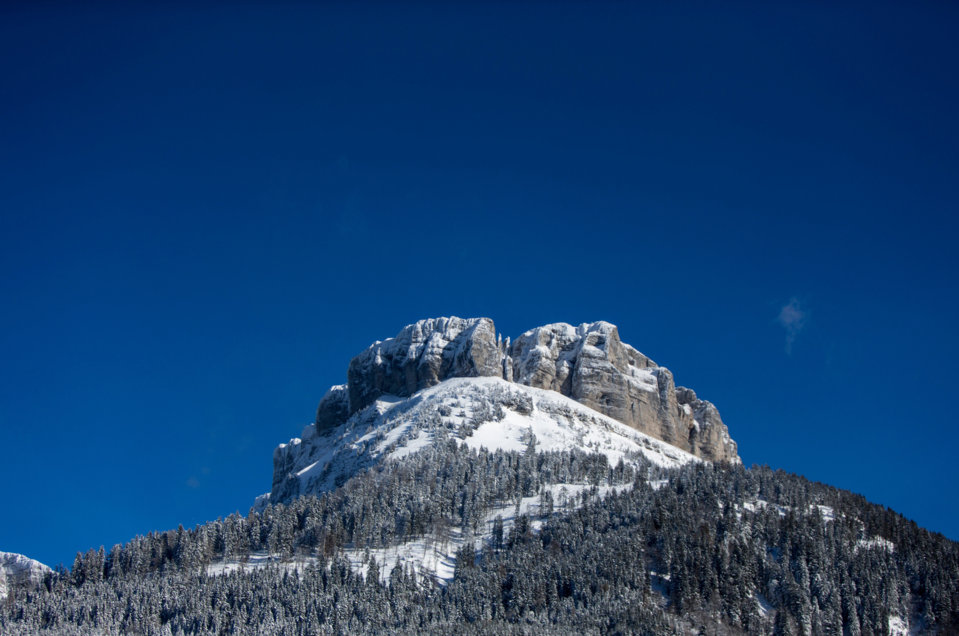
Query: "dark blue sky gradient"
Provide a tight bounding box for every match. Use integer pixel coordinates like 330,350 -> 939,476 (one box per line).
2,1 -> 958,568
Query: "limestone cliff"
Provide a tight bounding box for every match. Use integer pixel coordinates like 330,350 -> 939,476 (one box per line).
510,321 -> 738,463
345,317 -> 503,415
308,316 -> 738,463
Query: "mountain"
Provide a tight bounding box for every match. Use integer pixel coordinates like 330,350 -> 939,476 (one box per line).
4,317 -> 958,636
0,552 -> 50,601
264,317 -> 738,509
265,376 -> 696,511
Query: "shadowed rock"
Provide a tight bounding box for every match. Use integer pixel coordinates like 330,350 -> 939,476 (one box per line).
346,317 -> 503,414
315,384 -> 350,433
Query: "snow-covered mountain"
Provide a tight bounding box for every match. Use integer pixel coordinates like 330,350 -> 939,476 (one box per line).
262,317 -> 739,508
263,376 -> 698,510
252,317 -> 744,589
6,317 -> 956,636
0,552 -> 50,601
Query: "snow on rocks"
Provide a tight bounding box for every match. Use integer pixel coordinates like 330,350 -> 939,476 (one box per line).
312,317 -> 740,463
0,551 -> 51,600
346,317 -> 504,416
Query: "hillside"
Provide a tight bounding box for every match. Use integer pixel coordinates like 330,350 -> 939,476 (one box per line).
5,453 -> 957,635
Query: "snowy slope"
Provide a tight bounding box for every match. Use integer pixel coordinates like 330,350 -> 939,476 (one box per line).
250,377 -> 701,585
262,377 -> 698,510
0,552 -> 51,600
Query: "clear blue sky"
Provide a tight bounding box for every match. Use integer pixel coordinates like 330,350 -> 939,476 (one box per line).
2,1 -> 957,568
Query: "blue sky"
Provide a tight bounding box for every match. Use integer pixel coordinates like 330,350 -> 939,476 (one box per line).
1,1 -> 957,568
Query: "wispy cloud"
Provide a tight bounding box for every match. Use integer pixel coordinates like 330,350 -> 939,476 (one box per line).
777,297 -> 809,354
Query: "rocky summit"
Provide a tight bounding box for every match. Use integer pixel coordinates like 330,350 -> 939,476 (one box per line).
313,317 -> 738,463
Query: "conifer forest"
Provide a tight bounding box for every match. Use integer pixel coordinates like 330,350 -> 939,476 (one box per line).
3,442 -> 957,635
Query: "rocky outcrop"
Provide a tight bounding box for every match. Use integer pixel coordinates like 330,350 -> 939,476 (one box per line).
0,552 -> 50,600
675,386 -> 736,463
346,317 -> 504,414
312,316 -> 739,464
510,321 -> 738,463
315,384 -> 351,433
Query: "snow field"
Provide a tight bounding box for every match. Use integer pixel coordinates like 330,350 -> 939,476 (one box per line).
264,377 -> 699,512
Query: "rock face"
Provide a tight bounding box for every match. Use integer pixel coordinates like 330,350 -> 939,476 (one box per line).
0,552 -> 51,600
510,321 -> 738,463
675,387 -> 734,462
311,316 -> 739,463
314,384 -> 351,433
345,317 -> 504,416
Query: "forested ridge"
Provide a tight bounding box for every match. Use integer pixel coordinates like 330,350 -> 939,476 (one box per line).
4,442 -> 957,635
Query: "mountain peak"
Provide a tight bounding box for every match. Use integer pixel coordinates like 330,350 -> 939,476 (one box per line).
265,317 -> 739,508
326,317 -> 737,462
